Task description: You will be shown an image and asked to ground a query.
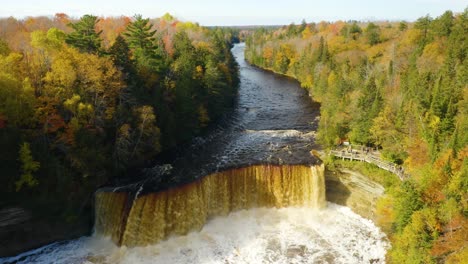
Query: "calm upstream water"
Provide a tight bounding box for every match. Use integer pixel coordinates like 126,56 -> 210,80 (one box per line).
0,44 -> 389,264
113,42 -> 323,196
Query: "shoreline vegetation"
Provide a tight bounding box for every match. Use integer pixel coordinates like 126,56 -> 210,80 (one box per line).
0,13 -> 240,256
245,9 -> 467,263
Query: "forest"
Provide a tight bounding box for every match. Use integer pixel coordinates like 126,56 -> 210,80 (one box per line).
0,13 -> 239,241
245,9 -> 467,263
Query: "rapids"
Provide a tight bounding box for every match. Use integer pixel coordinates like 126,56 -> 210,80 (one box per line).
2,204 -> 388,264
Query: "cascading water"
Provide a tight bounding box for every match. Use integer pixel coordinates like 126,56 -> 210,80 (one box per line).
0,43 -> 389,264
94,164 -> 326,248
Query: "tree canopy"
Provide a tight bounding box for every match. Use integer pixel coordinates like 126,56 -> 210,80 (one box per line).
245,9 -> 467,262
0,13 -> 239,238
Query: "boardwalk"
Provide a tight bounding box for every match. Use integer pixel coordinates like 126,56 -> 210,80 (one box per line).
329,145 -> 409,181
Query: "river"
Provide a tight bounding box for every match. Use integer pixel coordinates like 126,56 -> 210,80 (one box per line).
0,43 -> 389,264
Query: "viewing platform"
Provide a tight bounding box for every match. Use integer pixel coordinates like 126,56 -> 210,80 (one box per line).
329,145 -> 409,181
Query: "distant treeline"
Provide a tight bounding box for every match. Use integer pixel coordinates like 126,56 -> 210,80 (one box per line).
246,10 -> 467,263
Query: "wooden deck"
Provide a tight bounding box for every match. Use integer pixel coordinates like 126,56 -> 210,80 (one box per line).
330,145 -> 409,181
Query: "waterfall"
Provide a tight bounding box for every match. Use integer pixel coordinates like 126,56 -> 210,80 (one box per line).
94,164 -> 326,248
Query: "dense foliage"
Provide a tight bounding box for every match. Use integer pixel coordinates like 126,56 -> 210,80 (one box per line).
246,10 -> 467,263
0,14 -> 238,227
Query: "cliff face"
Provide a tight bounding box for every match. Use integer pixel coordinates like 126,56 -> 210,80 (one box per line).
325,168 -> 385,221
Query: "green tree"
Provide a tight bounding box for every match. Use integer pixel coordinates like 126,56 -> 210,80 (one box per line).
350,76 -> 383,144
394,181 -> 424,232
349,22 -> 362,40
124,14 -> 163,70
415,15 -> 433,45
125,15 -> 156,50
108,35 -> 134,80
124,14 -> 165,96
0,38 -> 10,55
391,208 -> 437,264
366,22 -> 381,45
399,21 -> 408,31
299,19 -> 307,33
432,11 -> 454,37
16,142 -> 40,191
65,15 -> 102,54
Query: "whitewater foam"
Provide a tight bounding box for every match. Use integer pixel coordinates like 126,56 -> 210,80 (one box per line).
1,203 -> 389,264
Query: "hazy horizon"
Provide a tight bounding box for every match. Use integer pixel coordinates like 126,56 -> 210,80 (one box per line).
1,0 -> 466,26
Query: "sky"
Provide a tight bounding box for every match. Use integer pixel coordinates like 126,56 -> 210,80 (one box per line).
1,0 -> 466,26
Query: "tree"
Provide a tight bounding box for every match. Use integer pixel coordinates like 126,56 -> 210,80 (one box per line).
0,53 -> 36,128
350,76 -> 383,144
433,11 -> 454,37
161,13 -> 175,22
66,15 -> 102,54
0,38 -> 10,55
349,22 -> 362,40
16,142 -> 40,191
124,14 -> 165,91
399,21 -> 408,31
366,23 -> 381,45
313,36 -> 328,62
42,46 -> 124,131
302,26 -> 313,39
371,106 -> 405,162
31,28 -> 66,51
108,35 -> 134,79
415,15 -> 433,45
299,19 -> 307,32
131,105 -> 161,159
391,208 -> 438,263
124,15 -> 156,51
394,181 -> 424,232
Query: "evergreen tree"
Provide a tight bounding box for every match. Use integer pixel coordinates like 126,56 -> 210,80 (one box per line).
124,15 -> 157,51
415,15 -> 433,45
351,76 -> 383,144
394,181 -> 423,232
65,14 -> 102,54
109,35 -> 134,80
124,14 -> 166,103
313,36 -> 325,62
16,142 -> 40,191
349,22 -> 362,40
124,14 -> 164,72
432,11 -> 454,37
366,23 -> 381,45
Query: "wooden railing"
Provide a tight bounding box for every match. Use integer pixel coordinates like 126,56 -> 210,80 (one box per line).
330,145 -> 409,181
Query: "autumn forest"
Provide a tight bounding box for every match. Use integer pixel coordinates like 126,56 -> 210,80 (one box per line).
246,9 -> 466,263
0,6 -> 466,264
0,13 -> 239,251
